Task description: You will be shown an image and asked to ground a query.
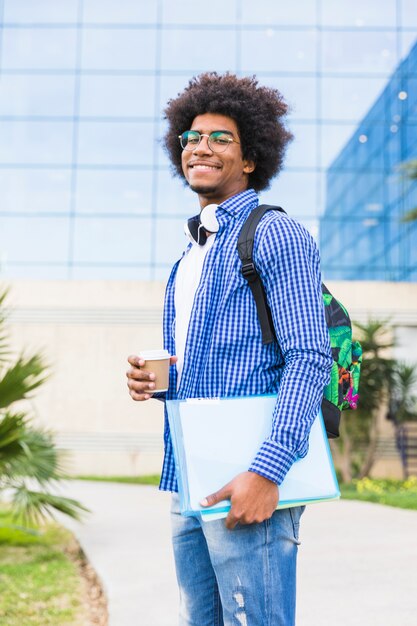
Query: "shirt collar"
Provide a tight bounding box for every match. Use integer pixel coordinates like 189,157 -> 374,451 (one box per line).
217,188 -> 259,219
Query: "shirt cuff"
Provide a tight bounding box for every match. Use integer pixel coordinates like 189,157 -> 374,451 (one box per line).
151,391 -> 166,402
248,439 -> 297,485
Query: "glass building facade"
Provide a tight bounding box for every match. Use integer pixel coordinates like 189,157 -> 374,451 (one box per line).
0,0 -> 416,281
320,39 -> 417,281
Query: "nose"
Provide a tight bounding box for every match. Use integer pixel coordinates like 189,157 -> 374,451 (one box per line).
192,134 -> 213,155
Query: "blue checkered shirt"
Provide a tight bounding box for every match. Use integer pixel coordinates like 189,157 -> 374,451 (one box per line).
159,188 -> 332,492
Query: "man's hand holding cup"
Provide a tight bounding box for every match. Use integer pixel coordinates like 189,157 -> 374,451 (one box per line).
127,350 -> 176,401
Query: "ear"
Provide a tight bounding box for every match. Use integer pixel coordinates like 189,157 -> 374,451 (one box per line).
243,160 -> 256,174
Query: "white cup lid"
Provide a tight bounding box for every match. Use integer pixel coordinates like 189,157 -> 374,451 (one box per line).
139,349 -> 170,360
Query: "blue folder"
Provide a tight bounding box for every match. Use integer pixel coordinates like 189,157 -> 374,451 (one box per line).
167,395 -> 340,521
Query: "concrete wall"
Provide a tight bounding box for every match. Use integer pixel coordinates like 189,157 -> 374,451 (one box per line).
2,279 -> 417,478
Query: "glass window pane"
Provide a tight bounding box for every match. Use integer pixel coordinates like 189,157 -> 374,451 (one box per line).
73,216 -> 152,263
285,123 -> 317,169
322,0 -> 396,27
155,169 -> 196,216
241,0 -> 316,26
2,27 -> 77,70
0,121 -> 73,164
81,28 -> 157,71
241,29 -> 317,73
0,170 -> 71,213
83,0 -> 158,24
79,75 -> 156,118
161,29 -> 237,72
401,0 -> 417,28
162,0 -> 237,24
254,75 -> 317,120
159,75 -> 192,115
0,75 -> 75,116
77,122 -> 154,165
320,123 -> 357,169
0,216 -> 70,262
322,31 -> 398,75
155,217 -> 189,265
259,171 -> 318,219
321,77 -> 387,122
400,33 -> 417,60
4,0 -> 79,22
76,170 -> 153,214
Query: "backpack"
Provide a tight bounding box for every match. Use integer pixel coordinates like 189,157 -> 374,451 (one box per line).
237,204 -> 363,439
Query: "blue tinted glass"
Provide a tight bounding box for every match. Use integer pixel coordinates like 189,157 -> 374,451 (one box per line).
322,0 -> 396,27
81,28 -> 157,70
321,77 -> 387,122
0,216 -> 70,262
155,170 -> 196,216
258,76 -> 317,120
260,172 -> 318,219
73,216 -> 152,263
79,75 -> 156,118
321,123 -> 358,169
77,122 -> 154,165
0,170 -> 71,213
0,75 -> 75,116
241,29 -> 317,72
83,0 -> 157,23
285,123 -> 317,168
4,0 -> 79,22
162,0 -> 237,24
2,27 -> 77,69
0,121 -> 73,164
322,31 -> 398,75
161,29 -> 237,72
241,0 -> 316,25
401,0 -> 417,28
155,217 -> 189,265
76,170 -> 153,213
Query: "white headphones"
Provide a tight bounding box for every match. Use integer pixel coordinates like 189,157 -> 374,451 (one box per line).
184,204 -> 219,246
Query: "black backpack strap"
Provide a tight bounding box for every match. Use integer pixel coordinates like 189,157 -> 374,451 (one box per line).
237,204 -> 286,345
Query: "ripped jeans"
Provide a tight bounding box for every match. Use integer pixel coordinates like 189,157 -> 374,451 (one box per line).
171,494 -> 304,626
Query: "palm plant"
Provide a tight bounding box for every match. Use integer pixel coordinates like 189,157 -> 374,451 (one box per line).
389,362 -> 417,423
0,288 -> 88,527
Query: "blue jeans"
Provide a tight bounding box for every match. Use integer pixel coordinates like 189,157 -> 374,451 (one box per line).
171,494 -> 304,626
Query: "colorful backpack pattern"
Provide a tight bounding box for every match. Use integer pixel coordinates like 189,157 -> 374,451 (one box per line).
237,204 -> 363,439
321,285 -> 363,437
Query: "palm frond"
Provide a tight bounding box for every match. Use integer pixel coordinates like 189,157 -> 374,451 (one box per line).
0,354 -> 49,409
0,288 -> 11,363
10,486 -> 90,526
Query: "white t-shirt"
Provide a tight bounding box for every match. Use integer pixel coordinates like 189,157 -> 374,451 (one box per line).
174,234 -> 216,387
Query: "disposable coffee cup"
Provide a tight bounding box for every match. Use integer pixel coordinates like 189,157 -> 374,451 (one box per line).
139,349 -> 171,393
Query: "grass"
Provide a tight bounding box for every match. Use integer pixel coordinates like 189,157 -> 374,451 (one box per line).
0,508 -> 88,626
73,474 -> 161,486
74,474 -> 417,511
340,477 -> 417,511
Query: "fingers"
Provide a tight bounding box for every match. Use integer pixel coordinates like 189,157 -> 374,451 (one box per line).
126,354 -> 156,401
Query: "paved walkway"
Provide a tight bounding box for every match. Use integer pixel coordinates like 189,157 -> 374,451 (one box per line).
58,480 -> 417,626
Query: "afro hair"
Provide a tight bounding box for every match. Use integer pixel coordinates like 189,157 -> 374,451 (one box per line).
163,72 -> 293,192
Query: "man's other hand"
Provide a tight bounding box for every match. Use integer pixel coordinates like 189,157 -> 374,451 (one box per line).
200,471 -> 279,530
126,354 -> 177,401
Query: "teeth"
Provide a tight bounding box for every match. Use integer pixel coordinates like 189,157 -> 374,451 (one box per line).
191,165 -> 218,170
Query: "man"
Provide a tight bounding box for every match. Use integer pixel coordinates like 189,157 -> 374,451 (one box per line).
127,73 -> 332,625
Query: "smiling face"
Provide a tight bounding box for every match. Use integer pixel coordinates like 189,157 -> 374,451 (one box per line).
181,113 -> 255,207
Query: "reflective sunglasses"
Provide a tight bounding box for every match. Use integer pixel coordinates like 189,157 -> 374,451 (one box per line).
178,130 -> 240,153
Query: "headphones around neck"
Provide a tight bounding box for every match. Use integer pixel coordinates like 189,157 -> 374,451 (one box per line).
184,204 -> 219,246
